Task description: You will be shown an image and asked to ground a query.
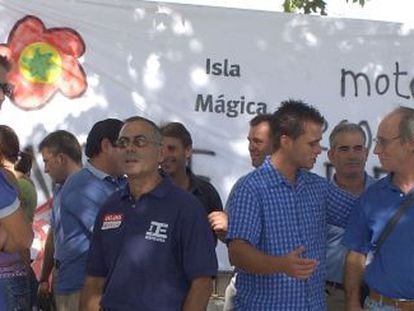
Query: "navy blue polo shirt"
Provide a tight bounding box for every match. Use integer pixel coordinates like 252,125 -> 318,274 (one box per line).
87,175 -> 218,311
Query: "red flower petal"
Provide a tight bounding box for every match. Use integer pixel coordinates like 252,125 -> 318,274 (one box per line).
57,55 -> 87,97
44,29 -> 85,58
7,16 -> 46,61
8,70 -> 57,110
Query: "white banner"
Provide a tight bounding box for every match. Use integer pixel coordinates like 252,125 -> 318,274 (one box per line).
1,0 -> 414,269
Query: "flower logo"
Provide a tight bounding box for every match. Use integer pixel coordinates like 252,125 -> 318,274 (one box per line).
0,15 -> 87,110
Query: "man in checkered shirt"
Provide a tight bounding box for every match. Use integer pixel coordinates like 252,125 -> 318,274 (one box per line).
226,99 -> 356,310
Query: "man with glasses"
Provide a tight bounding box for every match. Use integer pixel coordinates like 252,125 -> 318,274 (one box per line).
0,56 -> 12,108
80,116 -> 217,311
39,119 -> 125,311
343,106 -> 414,310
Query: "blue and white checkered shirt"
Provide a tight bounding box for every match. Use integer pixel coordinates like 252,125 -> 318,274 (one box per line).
227,157 -> 356,310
